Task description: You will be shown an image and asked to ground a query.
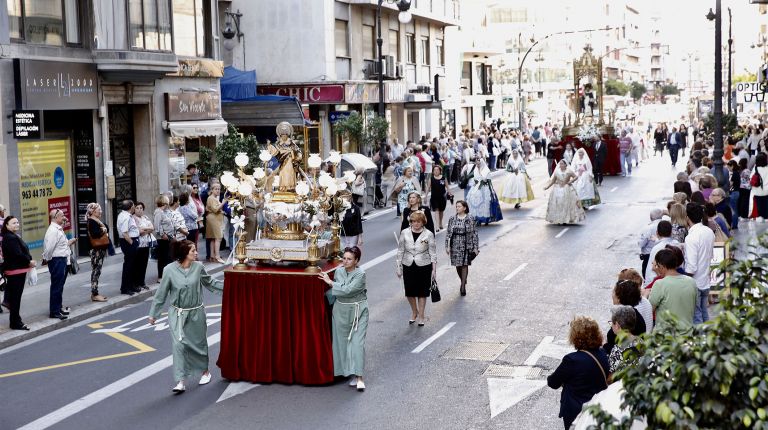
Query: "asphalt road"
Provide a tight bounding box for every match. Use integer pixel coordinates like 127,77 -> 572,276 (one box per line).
1,153 -> 763,430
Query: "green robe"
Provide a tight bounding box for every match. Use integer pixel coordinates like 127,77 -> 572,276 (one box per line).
326,267 -> 368,377
149,261 -> 223,382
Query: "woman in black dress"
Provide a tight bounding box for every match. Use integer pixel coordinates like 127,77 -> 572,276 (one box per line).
444,200 -> 479,296
396,211 -> 437,327
400,192 -> 435,234
1,216 -> 36,330
430,165 -> 449,231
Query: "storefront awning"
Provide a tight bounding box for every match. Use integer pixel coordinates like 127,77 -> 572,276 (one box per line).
164,119 -> 229,138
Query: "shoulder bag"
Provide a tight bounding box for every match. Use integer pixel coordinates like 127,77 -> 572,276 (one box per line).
464,222 -> 477,264
68,247 -> 80,275
88,219 -> 110,250
751,171 -> 762,188
459,166 -> 475,189
581,350 -> 609,388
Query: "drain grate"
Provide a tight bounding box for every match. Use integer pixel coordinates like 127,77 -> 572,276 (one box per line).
483,364 -> 545,379
442,341 -> 509,361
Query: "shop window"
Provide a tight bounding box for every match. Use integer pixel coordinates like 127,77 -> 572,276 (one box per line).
7,0 -> 81,45
173,0 -> 209,57
128,0 -> 172,51
435,38 -> 444,66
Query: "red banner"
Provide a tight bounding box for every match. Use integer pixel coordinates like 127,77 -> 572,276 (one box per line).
258,85 -> 345,104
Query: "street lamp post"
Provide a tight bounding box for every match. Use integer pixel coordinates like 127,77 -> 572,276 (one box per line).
517,26 -> 618,132
707,1 -> 727,189
376,0 -> 412,117
727,7 -> 733,116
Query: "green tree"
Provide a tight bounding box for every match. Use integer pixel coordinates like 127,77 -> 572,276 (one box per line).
197,123 -> 264,179
660,84 -> 679,95
733,73 -> 757,84
629,82 -> 647,101
586,233 -> 768,429
333,111 -> 390,155
703,113 -> 738,137
605,79 -> 629,96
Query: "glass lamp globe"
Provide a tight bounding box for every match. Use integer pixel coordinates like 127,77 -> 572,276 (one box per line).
295,181 -> 310,196
328,151 -> 342,165
325,183 -> 338,196
318,173 -> 334,188
235,152 -> 249,167
308,154 -> 322,169
343,170 -> 356,183
259,150 -> 273,162
253,167 -> 266,179
398,11 -> 412,24
238,182 -> 253,196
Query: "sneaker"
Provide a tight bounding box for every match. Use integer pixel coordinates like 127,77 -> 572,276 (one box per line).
356,380 -> 366,392
348,377 -> 358,387
172,381 -> 186,393
61,307 -> 71,315
199,372 -> 212,385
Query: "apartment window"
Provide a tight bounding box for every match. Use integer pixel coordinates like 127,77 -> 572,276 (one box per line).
7,0 -> 81,45
335,20 -> 349,57
388,29 -> 399,62
435,38 -> 444,66
129,0 -> 172,51
363,24 -> 375,60
173,0 -> 208,57
406,33 -> 416,63
420,36 -> 429,64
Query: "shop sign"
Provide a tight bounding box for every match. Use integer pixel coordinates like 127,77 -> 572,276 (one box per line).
167,59 -> 224,78
165,92 -> 222,121
735,81 -> 767,104
329,111 -> 353,123
345,83 -> 381,104
18,140 -> 74,261
258,85 -> 345,104
74,131 -> 97,252
14,59 -> 98,110
385,81 -> 407,103
13,110 -> 42,139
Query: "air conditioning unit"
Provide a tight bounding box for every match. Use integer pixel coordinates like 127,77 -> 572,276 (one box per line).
383,55 -> 396,79
396,63 -> 405,79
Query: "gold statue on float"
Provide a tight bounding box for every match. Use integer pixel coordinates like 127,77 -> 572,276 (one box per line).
268,121 -> 303,196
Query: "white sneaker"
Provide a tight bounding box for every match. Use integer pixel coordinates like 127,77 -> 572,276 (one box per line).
758,217 -> 765,223
199,372 -> 212,385
348,377 -> 358,387
172,381 -> 186,393
356,380 -> 366,392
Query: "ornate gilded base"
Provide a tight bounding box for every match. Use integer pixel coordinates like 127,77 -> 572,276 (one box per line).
266,222 -> 306,240
270,191 -> 301,203
246,239 -> 331,263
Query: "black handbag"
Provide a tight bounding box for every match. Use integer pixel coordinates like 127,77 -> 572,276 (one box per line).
68,247 -> 80,275
458,166 -> 475,189
464,228 -> 477,264
430,277 -> 441,303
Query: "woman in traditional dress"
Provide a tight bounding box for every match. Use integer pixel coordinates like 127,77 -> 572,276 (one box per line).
429,165 -> 448,231
562,143 -> 575,165
466,158 -> 503,225
318,246 -> 368,391
205,184 -> 225,264
149,240 -> 223,393
400,191 -> 435,234
544,160 -> 586,225
396,211 -> 437,327
571,148 -> 601,208
500,149 -> 534,209
445,200 -> 479,296
392,166 -> 421,216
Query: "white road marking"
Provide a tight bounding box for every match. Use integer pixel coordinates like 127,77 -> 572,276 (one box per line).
411,322 -> 456,354
610,186 -> 618,192
363,207 -> 395,221
217,381 -> 261,403
360,249 -> 397,271
523,336 -> 573,366
18,332 -> 221,430
555,228 -> 570,238
502,263 -> 528,281
488,377 -> 548,418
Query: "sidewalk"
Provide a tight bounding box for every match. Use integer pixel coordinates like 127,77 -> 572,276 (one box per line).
0,239 -> 233,349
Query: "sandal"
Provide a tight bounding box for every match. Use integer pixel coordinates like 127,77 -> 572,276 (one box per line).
91,294 -> 108,302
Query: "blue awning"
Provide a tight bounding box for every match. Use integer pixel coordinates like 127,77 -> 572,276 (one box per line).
221,66 -> 257,101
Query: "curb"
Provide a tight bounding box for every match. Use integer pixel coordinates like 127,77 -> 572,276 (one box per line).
0,263 -> 228,351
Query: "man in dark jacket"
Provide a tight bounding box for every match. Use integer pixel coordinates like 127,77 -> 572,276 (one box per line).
593,138 -> 608,186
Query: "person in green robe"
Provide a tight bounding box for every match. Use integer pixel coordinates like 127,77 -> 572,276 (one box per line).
148,239 -> 223,393
318,246 -> 369,392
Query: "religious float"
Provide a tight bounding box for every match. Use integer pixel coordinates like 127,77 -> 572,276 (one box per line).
559,45 -> 622,175
216,121 -> 353,385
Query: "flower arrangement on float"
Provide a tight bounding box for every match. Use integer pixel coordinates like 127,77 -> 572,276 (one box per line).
576,124 -> 601,148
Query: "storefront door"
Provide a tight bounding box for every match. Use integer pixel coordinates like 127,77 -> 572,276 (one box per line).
108,105 -> 136,239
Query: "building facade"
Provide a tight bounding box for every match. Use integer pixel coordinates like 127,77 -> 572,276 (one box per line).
1,0 -> 225,259
221,0 -> 460,154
